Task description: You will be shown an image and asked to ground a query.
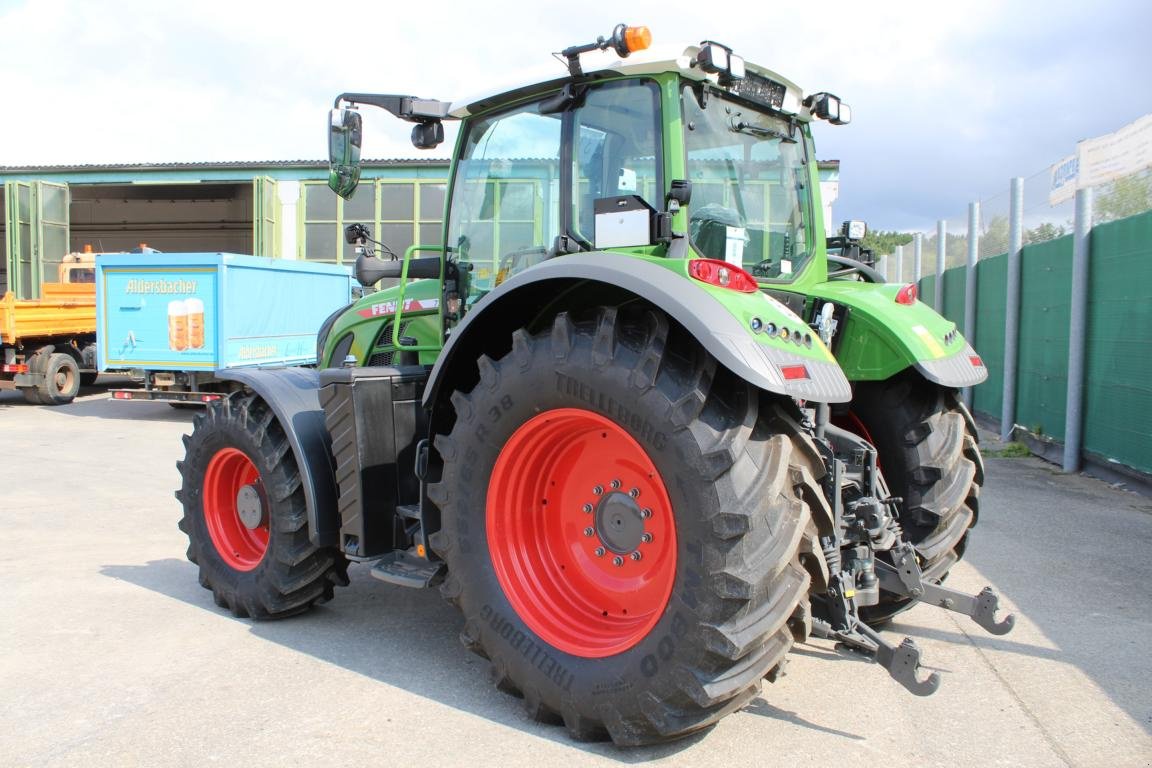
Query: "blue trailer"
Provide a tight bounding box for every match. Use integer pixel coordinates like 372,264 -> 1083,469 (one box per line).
96,253 -> 353,403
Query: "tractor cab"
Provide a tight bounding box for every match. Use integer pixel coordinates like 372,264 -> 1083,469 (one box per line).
326,25 -> 854,308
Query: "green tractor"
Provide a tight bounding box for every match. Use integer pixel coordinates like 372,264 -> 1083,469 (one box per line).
176,25 -> 1012,746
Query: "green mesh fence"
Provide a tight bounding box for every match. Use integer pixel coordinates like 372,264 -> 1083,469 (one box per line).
941,266 -> 967,330
1082,211 -> 1152,473
908,210 -> 1150,473
919,273 -> 937,312
1014,236 -> 1073,441
972,253 -> 1007,419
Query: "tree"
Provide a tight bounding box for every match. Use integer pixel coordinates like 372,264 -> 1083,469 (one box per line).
1024,222 -> 1066,244
980,215 -> 1010,258
1094,173 -> 1152,224
861,229 -> 913,255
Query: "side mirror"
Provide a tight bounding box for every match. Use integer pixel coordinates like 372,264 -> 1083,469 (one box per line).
328,108 -> 363,199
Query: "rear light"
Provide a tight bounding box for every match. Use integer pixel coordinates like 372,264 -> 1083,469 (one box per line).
780,364 -> 810,381
895,283 -> 917,305
1,364 -> 29,374
113,391 -> 131,400
688,259 -> 758,293
970,355 -> 984,367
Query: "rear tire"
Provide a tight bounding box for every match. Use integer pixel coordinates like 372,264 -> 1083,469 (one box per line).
848,372 -> 983,625
37,352 -> 80,405
176,395 -> 348,619
429,307 -> 828,745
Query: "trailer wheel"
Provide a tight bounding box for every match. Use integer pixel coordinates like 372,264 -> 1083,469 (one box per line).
429,307 -> 827,746
35,352 -> 81,405
848,372 -> 983,625
176,394 -> 348,619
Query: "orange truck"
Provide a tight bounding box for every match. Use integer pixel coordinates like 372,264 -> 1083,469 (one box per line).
0,253 -> 98,404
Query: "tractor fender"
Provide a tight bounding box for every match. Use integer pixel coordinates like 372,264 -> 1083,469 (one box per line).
214,367 -> 340,548
423,252 -> 851,411
806,280 -> 988,387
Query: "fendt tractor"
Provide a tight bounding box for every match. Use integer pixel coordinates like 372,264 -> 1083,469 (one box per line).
176,26 -> 1015,745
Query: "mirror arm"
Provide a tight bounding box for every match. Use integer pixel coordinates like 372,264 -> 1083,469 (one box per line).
334,93 -> 451,124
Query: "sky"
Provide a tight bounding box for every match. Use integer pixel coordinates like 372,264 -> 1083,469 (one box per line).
1,0 -> 1149,231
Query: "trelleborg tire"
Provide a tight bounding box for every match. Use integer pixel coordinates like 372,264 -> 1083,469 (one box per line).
428,307 -> 829,746
848,371 -> 984,625
176,395 -> 348,619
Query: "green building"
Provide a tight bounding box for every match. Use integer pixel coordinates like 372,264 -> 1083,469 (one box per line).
1,158 -> 838,299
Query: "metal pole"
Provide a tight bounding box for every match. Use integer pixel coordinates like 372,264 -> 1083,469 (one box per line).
878,254 -> 889,282
934,220 -> 946,311
1062,187 -> 1093,472
913,232 -> 923,286
895,245 -> 904,284
1001,177 -> 1024,442
962,202 -> 980,409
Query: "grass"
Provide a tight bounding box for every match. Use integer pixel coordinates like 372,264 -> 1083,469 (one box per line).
982,441 -> 1032,458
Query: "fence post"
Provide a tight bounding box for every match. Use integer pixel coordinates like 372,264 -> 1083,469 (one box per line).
895,244 -> 904,284
913,232 -> 923,285
1063,187 -> 1093,472
934,220 -> 946,311
1001,177 -> 1024,442
962,202 -> 980,409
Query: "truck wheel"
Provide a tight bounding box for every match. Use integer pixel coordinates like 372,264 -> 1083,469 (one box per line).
429,307 -> 827,746
36,352 -> 81,405
176,395 -> 348,619
848,372 -> 983,625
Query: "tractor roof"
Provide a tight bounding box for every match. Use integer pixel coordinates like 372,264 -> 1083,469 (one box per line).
449,44 -> 809,121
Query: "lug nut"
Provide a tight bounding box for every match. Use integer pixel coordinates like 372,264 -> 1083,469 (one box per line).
593,485 -> 603,496
640,508 -> 652,519
612,556 -> 624,567
594,547 -> 605,557
641,532 -> 653,543
583,527 -> 594,537
629,488 -> 640,498
610,479 -> 622,489
582,503 -> 593,513
630,551 -> 642,561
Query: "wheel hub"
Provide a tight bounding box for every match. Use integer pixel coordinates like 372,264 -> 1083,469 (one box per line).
236,483 -> 266,530
594,491 -> 645,555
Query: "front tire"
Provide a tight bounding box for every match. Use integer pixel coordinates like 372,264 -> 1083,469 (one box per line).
176,395 -> 348,619
849,372 -> 983,625
429,307 -> 827,745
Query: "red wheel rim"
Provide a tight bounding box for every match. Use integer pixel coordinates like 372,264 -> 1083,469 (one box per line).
487,408 -> 677,658
203,447 -> 268,571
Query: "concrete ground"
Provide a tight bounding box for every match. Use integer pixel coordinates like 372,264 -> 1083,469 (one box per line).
2,382 -> 1150,768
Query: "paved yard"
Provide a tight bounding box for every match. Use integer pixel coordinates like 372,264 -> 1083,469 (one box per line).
2,384 -> 1150,767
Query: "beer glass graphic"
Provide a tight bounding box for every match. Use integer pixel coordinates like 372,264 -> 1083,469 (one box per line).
186,297 -> 205,349
168,300 -> 188,351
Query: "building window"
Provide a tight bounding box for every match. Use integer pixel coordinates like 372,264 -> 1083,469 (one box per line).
300,179 -> 447,264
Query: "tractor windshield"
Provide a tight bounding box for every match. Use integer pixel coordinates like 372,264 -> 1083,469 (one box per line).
683,85 -> 812,281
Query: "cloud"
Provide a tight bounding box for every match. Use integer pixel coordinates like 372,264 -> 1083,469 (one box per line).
1,0 -> 1148,231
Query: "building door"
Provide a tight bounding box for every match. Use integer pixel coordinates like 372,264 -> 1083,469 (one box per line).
3,181 -> 69,299
253,177 -> 279,258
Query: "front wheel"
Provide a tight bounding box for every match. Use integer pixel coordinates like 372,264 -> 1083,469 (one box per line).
176,395 -> 348,619
429,307 -> 827,745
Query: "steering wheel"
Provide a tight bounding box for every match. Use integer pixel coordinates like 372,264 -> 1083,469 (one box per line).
826,253 -> 887,283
